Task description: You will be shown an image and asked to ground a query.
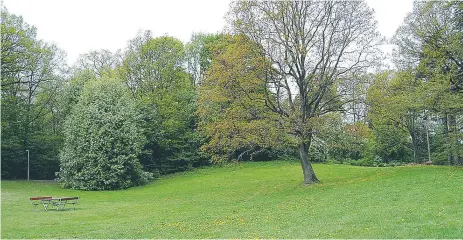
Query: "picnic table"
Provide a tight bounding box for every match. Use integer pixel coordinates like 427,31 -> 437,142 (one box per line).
30,196 -> 79,211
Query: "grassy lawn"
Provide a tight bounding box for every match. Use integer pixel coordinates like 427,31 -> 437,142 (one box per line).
2,161 -> 462,238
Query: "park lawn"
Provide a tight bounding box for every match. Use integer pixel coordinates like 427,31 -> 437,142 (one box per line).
1,161 -> 462,239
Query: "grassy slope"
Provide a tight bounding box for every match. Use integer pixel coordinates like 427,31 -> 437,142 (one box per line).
1,161 -> 462,239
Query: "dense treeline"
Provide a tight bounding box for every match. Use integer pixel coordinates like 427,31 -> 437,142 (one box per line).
1,9 -> 66,179
1,1 -> 462,189
1,9 -> 213,183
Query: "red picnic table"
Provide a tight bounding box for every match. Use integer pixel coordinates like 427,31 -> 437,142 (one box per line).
30,196 -> 79,211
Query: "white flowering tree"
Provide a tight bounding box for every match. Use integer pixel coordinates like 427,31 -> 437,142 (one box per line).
58,78 -> 151,190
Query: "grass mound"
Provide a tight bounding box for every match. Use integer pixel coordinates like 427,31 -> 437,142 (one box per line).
2,161 -> 462,238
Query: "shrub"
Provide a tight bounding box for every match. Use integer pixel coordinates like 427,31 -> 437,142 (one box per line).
346,156 -> 382,167
57,78 -> 152,190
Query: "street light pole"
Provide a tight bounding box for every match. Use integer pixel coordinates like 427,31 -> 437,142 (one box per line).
425,112 -> 431,163
26,150 -> 30,181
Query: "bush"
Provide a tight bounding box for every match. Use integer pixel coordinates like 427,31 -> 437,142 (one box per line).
57,79 -> 152,190
345,156 -> 382,167
345,156 -> 405,167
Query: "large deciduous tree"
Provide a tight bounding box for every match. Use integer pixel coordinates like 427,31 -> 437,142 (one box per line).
226,1 -> 383,184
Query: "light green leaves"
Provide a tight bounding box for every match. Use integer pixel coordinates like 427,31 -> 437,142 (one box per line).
58,78 -> 151,190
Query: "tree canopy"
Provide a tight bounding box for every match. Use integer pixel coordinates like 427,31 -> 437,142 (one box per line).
226,1 -> 383,183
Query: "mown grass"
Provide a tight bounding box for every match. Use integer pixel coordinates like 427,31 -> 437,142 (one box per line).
2,161 -> 462,238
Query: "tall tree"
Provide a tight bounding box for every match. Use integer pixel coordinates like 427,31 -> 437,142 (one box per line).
394,1 -> 463,165
119,33 -> 205,174
185,32 -> 222,87
120,34 -> 186,96
367,71 -> 429,163
227,1 -> 383,184
1,8 -> 67,179
394,1 -> 462,92
198,34 -> 289,163
74,49 -> 121,78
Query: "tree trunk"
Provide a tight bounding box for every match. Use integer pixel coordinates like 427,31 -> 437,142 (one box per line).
410,132 -> 417,163
447,114 -> 459,165
448,114 -> 461,165
426,122 -> 431,163
298,139 -> 319,185
443,114 -> 452,165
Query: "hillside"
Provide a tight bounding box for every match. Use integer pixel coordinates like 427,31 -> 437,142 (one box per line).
2,161 -> 462,238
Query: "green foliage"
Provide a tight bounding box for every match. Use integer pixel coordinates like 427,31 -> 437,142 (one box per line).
371,125 -> 412,163
367,71 -> 426,163
1,8 -> 37,87
58,78 -> 151,190
394,1 -> 462,92
120,33 -> 207,175
75,49 -> 121,77
393,1 -> 463,165
185,32 -> 222,86
430,127 -> 452,165
344,156 -> 382,167
1,95 -> 27,178
317,113 -> 373,162
228,1 -> 384,183
121,34 -> 186,95
1,8 -> 66,179
137,87 -> 205,174
198,34 -> 289,163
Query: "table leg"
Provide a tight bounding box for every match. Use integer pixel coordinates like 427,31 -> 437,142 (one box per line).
41,200 -> 48,211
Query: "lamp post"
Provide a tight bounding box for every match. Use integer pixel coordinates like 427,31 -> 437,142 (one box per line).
26,150 -> 30,181
425,111 -> 431,163
426,124 -> 431,162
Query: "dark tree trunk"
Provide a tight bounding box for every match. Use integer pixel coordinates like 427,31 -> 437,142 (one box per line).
298,139 -> 319,185
445,114 -> 460,165
448,114 -> 461,165
410,132 -> 418,163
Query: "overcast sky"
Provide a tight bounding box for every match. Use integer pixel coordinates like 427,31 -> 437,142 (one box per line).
3,0 -> 414,65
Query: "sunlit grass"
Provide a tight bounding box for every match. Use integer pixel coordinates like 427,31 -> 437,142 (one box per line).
2,161 -> 462,238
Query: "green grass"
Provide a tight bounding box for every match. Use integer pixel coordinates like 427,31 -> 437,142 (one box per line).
2,161 -> 463,238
